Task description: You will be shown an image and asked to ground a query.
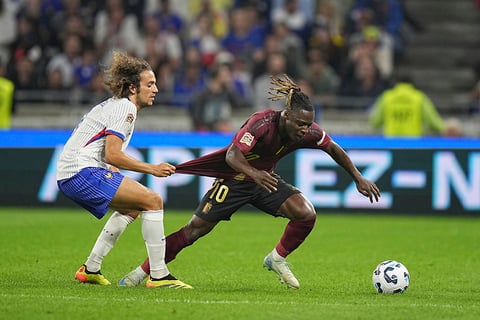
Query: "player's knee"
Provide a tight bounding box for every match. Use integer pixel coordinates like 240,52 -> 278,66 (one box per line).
143,190 -> 164,210
298,210 -> 316,222
292,202 -> 316,221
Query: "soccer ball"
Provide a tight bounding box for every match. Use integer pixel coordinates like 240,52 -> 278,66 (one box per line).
372,260 -> 410,294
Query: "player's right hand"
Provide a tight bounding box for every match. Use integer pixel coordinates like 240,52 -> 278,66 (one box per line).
152,162 -> 176,177
252,170 -> 278,193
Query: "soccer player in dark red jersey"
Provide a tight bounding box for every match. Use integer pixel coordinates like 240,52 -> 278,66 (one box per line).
119,75 -> 381,289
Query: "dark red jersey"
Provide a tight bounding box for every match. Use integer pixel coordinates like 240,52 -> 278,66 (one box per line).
176,109 -> 332,181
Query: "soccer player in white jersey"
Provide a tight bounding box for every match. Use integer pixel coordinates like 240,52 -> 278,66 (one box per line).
56,51 -> 191,289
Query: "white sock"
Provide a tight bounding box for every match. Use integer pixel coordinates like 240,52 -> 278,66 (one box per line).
131,266 -> 148,280
85,211 -> 133,272
142,210 -> 169,279
271,248 -> 285,262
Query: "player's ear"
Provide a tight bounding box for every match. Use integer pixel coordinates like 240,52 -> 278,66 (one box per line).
129,84 -> 136,95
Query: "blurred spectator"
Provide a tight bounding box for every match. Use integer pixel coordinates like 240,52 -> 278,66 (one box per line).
369,76 -> 446,137
301,48 -> 339,108
0,0 -> 20,65
124,0 -> 145,29
271,0 -> 310,41
190,0 -> 229,40
253,51 -> 288,111
348,25 -> 394,80
297,78 -> 322,123
81,69 -> 109,105
270,20 -> 306,79
46,34 -> 83,89
313,0 -> 344,40
9,56 -> 38,91
309,0 -> 347,72
230,55 -> 254,104
154,62 -> 175,101
345,0 -> 406,60
45,68 -> 64,91
152,0 -> 185,34
74,47 -> 98,89
187,12 -> 222,68
309,25 -> 345,73
171,46 -> 207,108
8,14 -> 44,79
16,0 -> 53,51
137,14 -> 183,72
221,6 -> 265,65
49,0 -> 94,49
190,63 -> 249,132
338,55 -> 388,109
93,0 -> 141,66
251,33 -> 281,80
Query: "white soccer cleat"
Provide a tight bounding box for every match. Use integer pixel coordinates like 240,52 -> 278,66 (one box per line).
118,267 -> 148,287
263,253 -> 300,289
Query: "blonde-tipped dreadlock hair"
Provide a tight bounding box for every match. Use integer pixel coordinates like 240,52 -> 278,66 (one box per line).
268,74 -> 313,111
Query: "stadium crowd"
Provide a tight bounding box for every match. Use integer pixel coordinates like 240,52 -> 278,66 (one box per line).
0,0 -> 455,134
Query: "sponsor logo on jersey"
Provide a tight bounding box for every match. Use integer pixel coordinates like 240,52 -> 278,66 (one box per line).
126,113 -> 135,123
240,132 -> 254,146
202,202 -> 212,214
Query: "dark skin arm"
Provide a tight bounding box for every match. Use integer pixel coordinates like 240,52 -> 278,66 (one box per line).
226,141 -> 380,202
225,143 -> 279,192
324,140 -> 381,203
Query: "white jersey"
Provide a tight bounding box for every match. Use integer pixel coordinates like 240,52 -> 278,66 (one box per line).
57,97 -> 137,180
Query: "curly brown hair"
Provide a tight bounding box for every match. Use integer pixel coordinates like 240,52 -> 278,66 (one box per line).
104,51 -> 152,98
268,74 -> 313,112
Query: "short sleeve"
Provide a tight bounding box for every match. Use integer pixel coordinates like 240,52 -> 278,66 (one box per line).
105,99 -> 137,141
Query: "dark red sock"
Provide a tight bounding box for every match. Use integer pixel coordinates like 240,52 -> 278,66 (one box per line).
275,217 -> 316,258
140,227 -> 192,274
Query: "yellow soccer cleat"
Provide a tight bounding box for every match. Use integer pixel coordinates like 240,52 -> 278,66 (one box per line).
75,264 -> 111,285
146,274 -> 193,289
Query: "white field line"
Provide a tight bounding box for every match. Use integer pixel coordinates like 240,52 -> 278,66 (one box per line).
0,293 -> 474,309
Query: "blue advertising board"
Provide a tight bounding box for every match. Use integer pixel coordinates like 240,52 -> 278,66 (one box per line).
0,130 -> 478,215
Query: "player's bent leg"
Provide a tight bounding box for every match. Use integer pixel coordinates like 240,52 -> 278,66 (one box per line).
119,214 -> 218,284
110,177 -> 163,212
263,193 -> 316,289
75,264 -> 111,285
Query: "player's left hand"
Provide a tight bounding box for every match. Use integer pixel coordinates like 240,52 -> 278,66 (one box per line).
356,178 -> 381,203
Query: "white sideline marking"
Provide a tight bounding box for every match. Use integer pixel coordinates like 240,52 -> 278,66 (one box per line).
0,293 -> 470,309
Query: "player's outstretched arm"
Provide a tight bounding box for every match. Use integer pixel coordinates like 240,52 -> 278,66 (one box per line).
104,135 -> 175,177
324,140 -> 380,203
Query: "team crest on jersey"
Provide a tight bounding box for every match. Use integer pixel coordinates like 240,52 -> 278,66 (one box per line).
126,113 -> 135,123
105,172 -> 113,179
239,132 -> 254,146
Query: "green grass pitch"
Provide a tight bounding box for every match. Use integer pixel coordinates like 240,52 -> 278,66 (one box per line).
0,207 -> 479,320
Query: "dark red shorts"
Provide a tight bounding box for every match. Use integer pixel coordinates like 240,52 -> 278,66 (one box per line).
194,173 -> 301,222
